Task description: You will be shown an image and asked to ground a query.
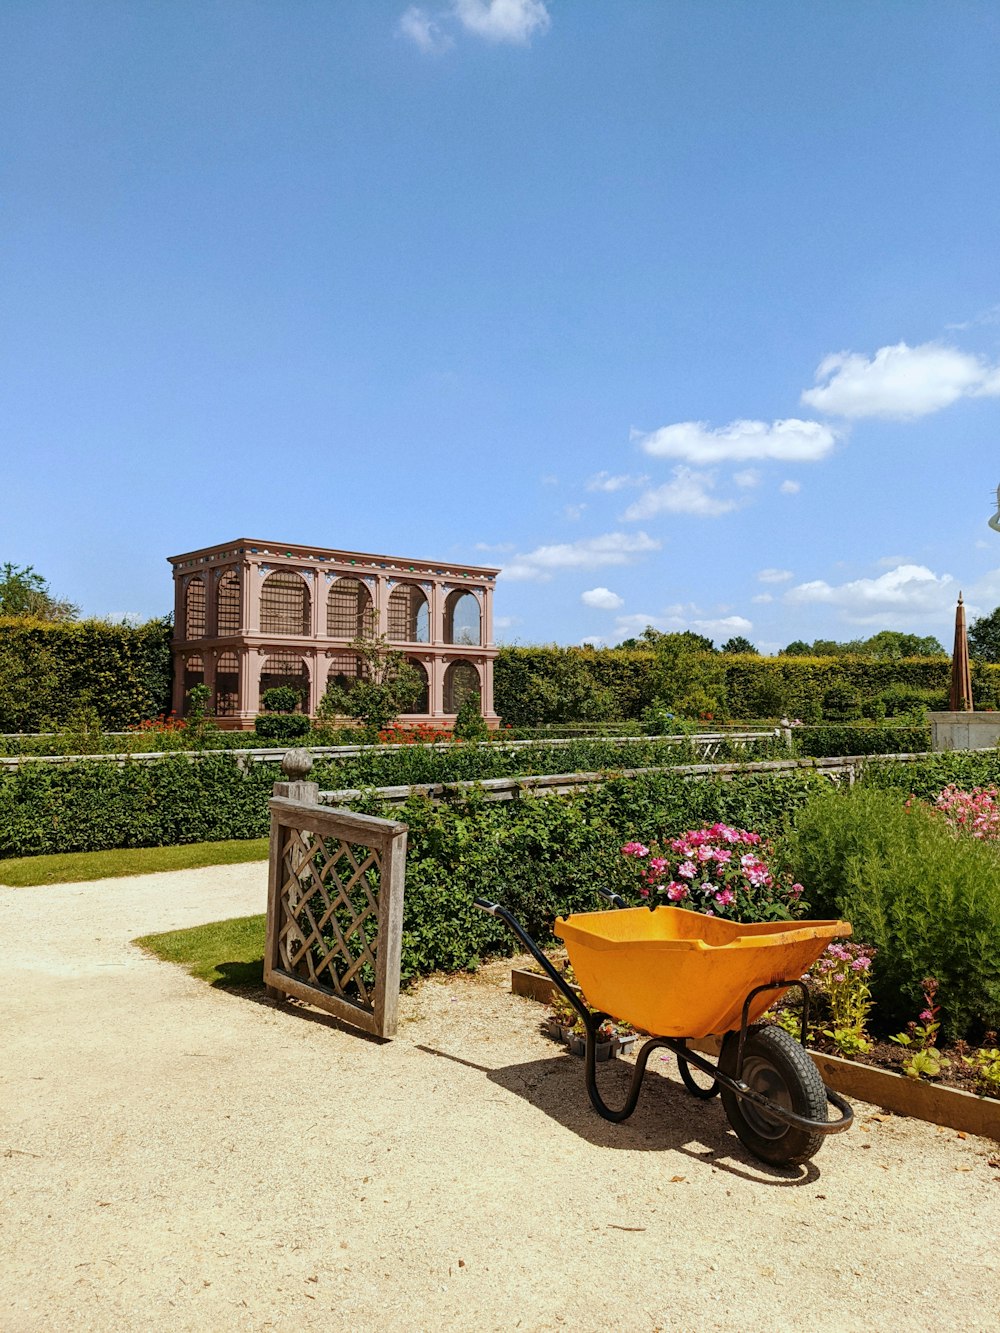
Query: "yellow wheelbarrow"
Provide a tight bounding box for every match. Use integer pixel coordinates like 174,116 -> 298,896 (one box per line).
475,895 -> 854,1167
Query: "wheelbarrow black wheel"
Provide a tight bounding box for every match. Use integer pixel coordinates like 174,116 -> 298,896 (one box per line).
677,1045 -> 721,1099
719,1025 -> 827,1166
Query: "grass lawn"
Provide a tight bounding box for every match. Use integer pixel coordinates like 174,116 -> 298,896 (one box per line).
135,914 -> 266,987
0,838 -> 269,887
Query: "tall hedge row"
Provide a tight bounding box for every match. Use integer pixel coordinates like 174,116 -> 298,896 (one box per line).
0,617 -> 173,731
492,646 -> 1000,725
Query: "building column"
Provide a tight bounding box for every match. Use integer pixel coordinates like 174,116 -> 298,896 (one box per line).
245,560 -> 261,633
481,656 -> 497,723
430,655 -> 446,719
374,575 -> 389,636
482,585 -> 494,647
430,580 -> 444,644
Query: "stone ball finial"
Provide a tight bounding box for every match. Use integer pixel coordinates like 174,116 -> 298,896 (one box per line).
281,748 -> 314,780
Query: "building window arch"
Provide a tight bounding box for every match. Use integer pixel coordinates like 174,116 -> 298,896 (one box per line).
217,568 -> 240,636
405,659 -> 429,713
185,577 -> 206,639
259,653 -> 310,711
326,651 -> 366,692
260,571 -> 310,635
444,660 -> 480,713
444,590 -> 481,646
387,583 -> 429,643
182,654 -> 205,711
215,651 -> 239,716
327,578 -> 375,638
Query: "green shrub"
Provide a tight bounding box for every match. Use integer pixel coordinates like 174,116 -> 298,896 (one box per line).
795,723 -> 930,758
254,714 -> 311,740
0,616 -> 172,731
453,693 -> 489,741
779,787 -> 1000,1040
261,686 -> 302,714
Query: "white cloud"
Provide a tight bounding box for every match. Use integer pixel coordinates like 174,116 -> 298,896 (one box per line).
453,0 -> 551,43
494,614 -> 520,629
581,587 -> 624,611
751,593 -> 773,604
800,341 -> 1000,420
474,540 -> 515,553
757,568 -> 793,584
785,563 -> 956,625
398,6 -> 454,51
623,466 -> 737,520
612,608 -> 752,642
634,418 -> 837,465
500,531 -> 661,582
733,469 -> 760,489
779,479 -> 800,495
563,503 -> 587,521
586,471 -> 649,493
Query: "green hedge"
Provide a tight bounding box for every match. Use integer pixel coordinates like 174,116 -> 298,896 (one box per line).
352,768 -> 824,983
0,617 -> 173,731
794,723 -> 931,757
492,646 -> 1000,726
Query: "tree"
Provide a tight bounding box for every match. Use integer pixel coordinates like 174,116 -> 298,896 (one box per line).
0,563 -> 78,621
317,634 -> 423,739
721,635 -> 757,655
969,606 -> 1000,663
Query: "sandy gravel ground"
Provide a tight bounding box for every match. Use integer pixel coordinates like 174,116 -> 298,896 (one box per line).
2,865 -> 999,1333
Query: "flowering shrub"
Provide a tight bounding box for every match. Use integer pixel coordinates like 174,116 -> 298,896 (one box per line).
620,823 -> 807,922
811,940 -> 876,1056
930,784 -> 1000,841
377,723 -> 456,745
890,977 -> 950,1079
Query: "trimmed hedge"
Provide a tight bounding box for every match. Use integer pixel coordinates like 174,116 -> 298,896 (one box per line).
0,737 -> 791,858
0,617 -> 173,731
492,646 -> 1000,726
351,768 -> 824,983
794,723 -> 931,757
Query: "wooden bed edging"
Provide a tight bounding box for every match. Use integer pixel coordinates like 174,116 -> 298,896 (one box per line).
511,968 -> 1000,1141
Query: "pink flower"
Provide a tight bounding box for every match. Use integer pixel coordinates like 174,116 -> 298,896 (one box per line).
919,1009 -> 934,1023
664,882 -> 688,902
678,860 -> 697,879
621,842 -> 649,858
639,887 -> 650,899
648,857 -> 669,876
714,888 -> 735,906
713,848 -> 732,864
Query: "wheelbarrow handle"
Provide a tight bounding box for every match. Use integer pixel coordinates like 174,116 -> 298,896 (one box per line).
597,888 -> 627,910
472,897 -> 593,1026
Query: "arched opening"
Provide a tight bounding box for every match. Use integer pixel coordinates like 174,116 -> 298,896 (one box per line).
387,583 -> 428,643
444,660 -> 481,714
185,577 -> 206,639
259,653 -> 310,711
327,578 -> 375,638
182,654 -> 205,711
217,568 -> 241,636
405,658 -> 429,713
260,571 -> 310,635
326,651 -> 366,692
444,591 -> 481,646
215,651 -> 239,717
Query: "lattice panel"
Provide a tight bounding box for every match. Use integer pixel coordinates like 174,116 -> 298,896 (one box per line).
276,828 -> 382,1008
265,795 -> 407,1037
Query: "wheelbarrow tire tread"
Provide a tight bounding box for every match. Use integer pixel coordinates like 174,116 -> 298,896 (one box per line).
719,1025 -> 827,1166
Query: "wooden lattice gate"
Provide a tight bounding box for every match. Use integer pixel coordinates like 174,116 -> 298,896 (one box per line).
264,775 -> 408,1038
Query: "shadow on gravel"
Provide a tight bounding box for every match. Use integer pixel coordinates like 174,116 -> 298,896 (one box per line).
417,1043 -> 822,1186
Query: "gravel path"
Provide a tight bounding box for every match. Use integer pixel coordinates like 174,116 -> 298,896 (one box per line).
2,866 -> 999,1332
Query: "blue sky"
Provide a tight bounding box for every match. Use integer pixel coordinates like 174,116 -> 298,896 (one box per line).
2,1 -> 1000,652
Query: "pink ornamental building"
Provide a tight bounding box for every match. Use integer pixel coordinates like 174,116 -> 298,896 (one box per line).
168,539 -> 500,730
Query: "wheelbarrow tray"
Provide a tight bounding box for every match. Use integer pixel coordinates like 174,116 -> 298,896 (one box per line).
555,906 -> 851,1039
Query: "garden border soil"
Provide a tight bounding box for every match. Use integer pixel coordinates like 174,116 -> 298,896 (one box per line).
511,968 -> 1000,1142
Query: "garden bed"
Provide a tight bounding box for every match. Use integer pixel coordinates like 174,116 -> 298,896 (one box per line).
511,965 -> 1000,1141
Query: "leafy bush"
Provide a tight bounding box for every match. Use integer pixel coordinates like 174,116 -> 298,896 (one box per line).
779,787 -> 1000,1040
795,723 -> 930,758
0,616 -> 172,731
452,693 -> 489,741
261,686 -> 302,714
254,714 -> 311,739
